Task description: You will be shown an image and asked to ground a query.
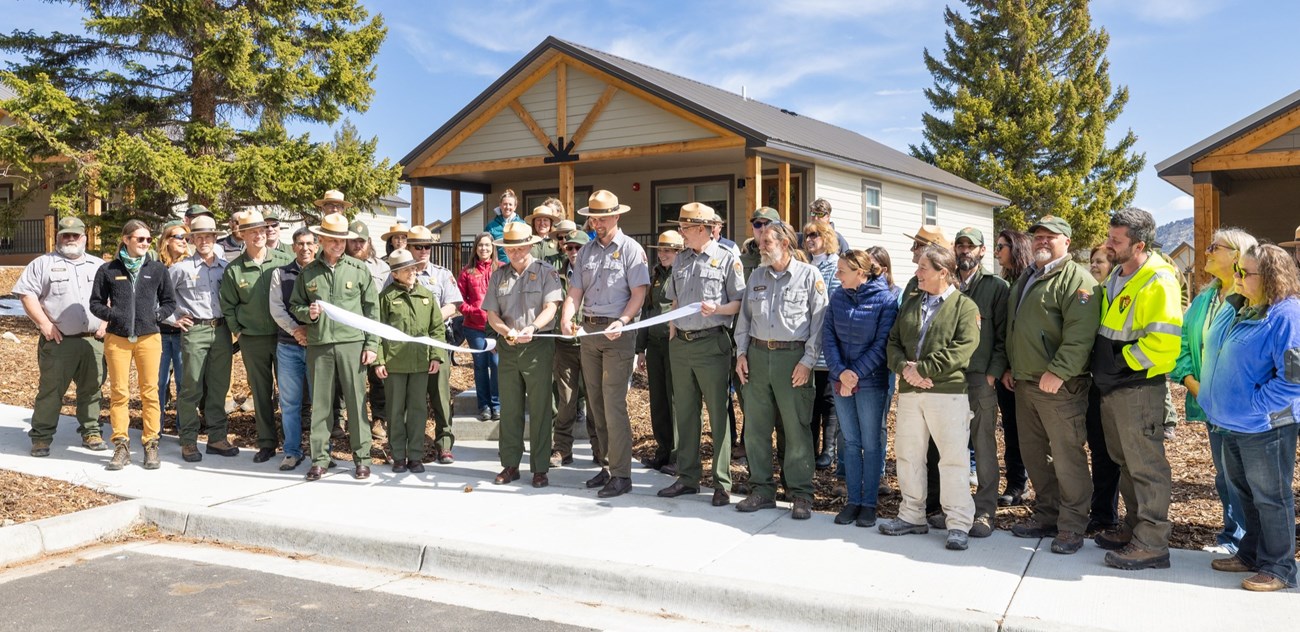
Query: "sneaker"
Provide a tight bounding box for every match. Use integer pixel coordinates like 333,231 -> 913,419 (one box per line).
927,512 -> 947,530
878,518 -> 929,536
970,515 -> 994,538
490,408 -> 500,420
834,503 -> 861,525
1242,572 -> 1288,592
143,440 -> 160,470
478,407 -> 492,421
106,438 -> 131,471
1011,519 -> 1057,539
30,441 -> 51,458
736,495 -> 777,512
437,449 -> 455,464
1094,525 -> 1132,550
997,487 -> 1026,507
278,455 -> 303,471
370,419 -> 387,441
1051,530 -> 1084,554
855,506 -> 878,528
946,529 -> 969,551
239,398 -> 255,413
1104,543 -> 1171,570
1211,556 -> 1252,573
549,451 -> 564,468
81,435 -> 108,451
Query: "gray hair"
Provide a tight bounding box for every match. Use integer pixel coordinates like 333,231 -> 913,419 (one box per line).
292,226 -> 315,242
1109,208 -> 1156,249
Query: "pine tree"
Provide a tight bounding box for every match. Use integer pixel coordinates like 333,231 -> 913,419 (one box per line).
911,0 -> 1144,247
0,0 -> 398,239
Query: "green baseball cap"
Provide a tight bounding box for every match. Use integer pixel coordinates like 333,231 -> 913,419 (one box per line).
263,208 -> 282,225
348,220 -> 370,240
955,227 -> 984,246
1028,215 -> 1072,238
750,206 -> 780,223
56,216 -> 86,236
565,230 -> 590,246
185,204 -> 214,218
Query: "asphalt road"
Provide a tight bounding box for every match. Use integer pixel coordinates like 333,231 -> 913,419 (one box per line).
0,550 -> 590,632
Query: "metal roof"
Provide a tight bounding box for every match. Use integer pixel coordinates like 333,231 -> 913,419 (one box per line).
402,37 -> 1008,207
1156,88 -> 1300,194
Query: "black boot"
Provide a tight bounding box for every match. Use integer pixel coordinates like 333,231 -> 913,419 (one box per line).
815,409 -> 839,470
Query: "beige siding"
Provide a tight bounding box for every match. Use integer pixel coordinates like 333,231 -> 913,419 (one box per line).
566,67 -> 716,152
441,87 -> 551,165
433,201 -> 487,241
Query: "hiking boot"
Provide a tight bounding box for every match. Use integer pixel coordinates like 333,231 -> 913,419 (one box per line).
736,495 -> 777,513
143,439 -> 160,470
30,441 -> 51,458
997,487 -> 1026,507
1051,530 -> 1084,554
1242,573 -> 1288,592
1212,556 -> 1252,573
927,512 -> 948,530
370,418 -> 387,441
946,530 -> 969,551
1011,519 -> 1057,539
106,438 -> 131,471
437,449 -> 455,464
791,498 -> 812,520
878,518 -> 929,536
1094,525 -> 1133,550
856,506 -> 877,528
278,455 -> 303,471
181,445 -> 202,462
82,435 -> 108,451
205,440 -> 239,457
969,515 -> 994,538
1104,543 -> 1171,570
834,503 -> 861,525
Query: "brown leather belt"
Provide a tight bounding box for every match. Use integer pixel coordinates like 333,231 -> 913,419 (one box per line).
191,317 -> 226,327
677,326 -> 723,341
750,337 -> 805,351
62,332 -> 95,338
583,316 -> 618,326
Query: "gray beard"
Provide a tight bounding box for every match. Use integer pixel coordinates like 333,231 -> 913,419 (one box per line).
760,251 -> 775,267
58,243 -> 85,258
1033,249 -> 1053,264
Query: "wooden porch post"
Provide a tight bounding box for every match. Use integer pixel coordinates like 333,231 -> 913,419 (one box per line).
746,154 -> 761,237
86,188 -> 102,253
450,189 -> 462,272
410,185 -> 425,227
1192,176 -> 1222,287
778,162 -> 791,223
43,214 -> 55,254
559,163 -> 575,219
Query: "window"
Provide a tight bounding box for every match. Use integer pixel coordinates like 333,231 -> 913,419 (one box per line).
861,179 -> 882,231
922,193 -> 938,226
652,176 -> 732,228
0,183 -> 11,205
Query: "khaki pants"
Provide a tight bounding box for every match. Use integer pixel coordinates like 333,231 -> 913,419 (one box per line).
105,333 -> 162,445
895,392 -> 975,531
1101,382 -> 1172,552
1016,377 -> 1093,534
580,332 -> 637,478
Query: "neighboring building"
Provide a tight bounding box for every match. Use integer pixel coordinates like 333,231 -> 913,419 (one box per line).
1157,88 -> 1300,282
0,80 -> 59,264
400,37 -> 1007,274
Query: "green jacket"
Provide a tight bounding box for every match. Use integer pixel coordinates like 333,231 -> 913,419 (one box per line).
220,248 -> 294,336
376,282 -> 448,373
637,262 -> 673,352
1170,282 -> 1231,422
1006,258 -> 1101,381
958,267 -> 1010,378
289,255 -> 378,350
887,289 -> 980,394
531,240 -> 565,270
739,238 -> 761,281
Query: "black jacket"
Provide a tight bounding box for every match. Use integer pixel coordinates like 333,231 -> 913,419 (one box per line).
90,258 -> 175,339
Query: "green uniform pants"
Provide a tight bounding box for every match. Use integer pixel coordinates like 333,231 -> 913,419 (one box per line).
385,370 -> 430,462
177,322 -> 233,446
30,335 -> 104,443
308,341 -> 371,466
1016,377 -> 1093,534
427,360 -> 454,451
1101,382 -> 1172,552
645,334 -> 675,465
552,340 -> 599,460
580,332 -> 637,478
499,338 -> 556,473
967,372 -> 1001,519
742,345 -> 815,501
670,333 -> 732,490
239,333 -> 279,449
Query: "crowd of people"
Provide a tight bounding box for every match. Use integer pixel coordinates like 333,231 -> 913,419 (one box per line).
13,186 -> 1300,591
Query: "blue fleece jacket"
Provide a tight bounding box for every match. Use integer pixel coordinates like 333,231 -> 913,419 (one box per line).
822,274 -> 899,390
1198,296 -> 1300,434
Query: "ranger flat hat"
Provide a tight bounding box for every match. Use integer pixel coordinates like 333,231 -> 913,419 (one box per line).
576,190 -> 630,216
954,226 -> 984,246
553,219 -> 577,235
309,212 -> 359,239
1028,215 -> 1073,238
313,189 -> 354,209
674,202 -> 720,226
1280,225 -> 1300,247
406,225 -> 438,245
493,223 -> 542,247
380,222 -> 410,240
56,216 -> 86,236
187,215 -> 221,235
648,230 -> 685,250
233,210 -> 268,233
904,225 -> 953,251
525,204 -> 563,226
385,248 -> 423,272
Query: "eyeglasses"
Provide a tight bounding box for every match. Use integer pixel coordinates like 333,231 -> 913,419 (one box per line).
751,220 -> 771,230
994,243 -> 1009,251
1206,243 -> 1236,255
1233,263 -> 1261,279
410,245 -> 432,251
564,245 -> 582,252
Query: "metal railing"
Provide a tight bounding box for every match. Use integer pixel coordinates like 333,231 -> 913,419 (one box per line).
0,219 -> 47,254
425,233 -> 657,272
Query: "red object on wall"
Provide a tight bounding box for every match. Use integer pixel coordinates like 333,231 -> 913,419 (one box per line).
631,182 -> 641,192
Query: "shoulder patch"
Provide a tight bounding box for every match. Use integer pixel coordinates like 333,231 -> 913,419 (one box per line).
1077,289 -> 1091,305
815,279 -> 826,293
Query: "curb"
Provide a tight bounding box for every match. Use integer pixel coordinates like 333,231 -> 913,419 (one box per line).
0,500 -> 143,567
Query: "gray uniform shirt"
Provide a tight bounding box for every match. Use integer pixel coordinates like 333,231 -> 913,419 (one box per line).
572,229 -> 650,318
167,254 -> 228,322
412,263 -> 463,307
734,259 -> 829,368
359,255 -> 391,291
13,251 -> 105,335
482,259 -> 564,332
666,240 -> 745,331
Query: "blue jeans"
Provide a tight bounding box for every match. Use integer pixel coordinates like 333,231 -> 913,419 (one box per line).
1207,426 -> 1247,554
464,326 -> 499,411
1222,424 -> 1298,586
276,344 -> 309,459
837,371 -> 894,481
835,385 -> 888,507
158,332 -> 182,414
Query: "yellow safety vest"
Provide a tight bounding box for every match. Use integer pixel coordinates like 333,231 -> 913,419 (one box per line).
1098,254 -> 1183,377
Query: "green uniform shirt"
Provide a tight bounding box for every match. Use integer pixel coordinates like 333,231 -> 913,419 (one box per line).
1006,256 -> 1101,381
376,282 -> 447,372
289,254 -> 379,351
220,247 -> 294,336
957,267 -> 1010,378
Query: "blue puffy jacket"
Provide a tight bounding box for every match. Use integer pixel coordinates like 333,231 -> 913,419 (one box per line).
1198,296 -> 1300,434
823,274 -> 899,390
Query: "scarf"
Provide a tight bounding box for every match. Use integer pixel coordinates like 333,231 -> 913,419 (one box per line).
118,245 -> 145,282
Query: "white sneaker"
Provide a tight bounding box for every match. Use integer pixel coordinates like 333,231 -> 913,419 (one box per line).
239,398 -> 255,413
224,399 -> 238,414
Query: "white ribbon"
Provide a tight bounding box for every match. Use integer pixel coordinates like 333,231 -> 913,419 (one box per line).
317,300 -> 495,353
531,302 -> 704,338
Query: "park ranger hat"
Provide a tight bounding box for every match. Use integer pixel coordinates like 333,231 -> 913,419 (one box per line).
648,230 -> 685,250
233,210 -> 268,233
187,215 -> 221,236
904,225 -> 952,251
380,222 -> 409,240
750,206 -> 780,223
313,189 -> 353,209
1028,215 -> 1073,239
184,204 -> 215,219
406,225 -> 438,245
674,202 -> 720,226
348,220 -> 371,240
955,226 -> 984,246
385,248 -> 423,273
56,216 -> 86,236
553,219 -> 577,235
525,204 -> 563,226
1280,225 -> 1300,247
576,190 -> 630,217
309,212 -> 359,240
493,223 -> 542,247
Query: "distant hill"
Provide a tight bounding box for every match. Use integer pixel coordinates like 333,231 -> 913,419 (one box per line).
1156,216 -> 1194,251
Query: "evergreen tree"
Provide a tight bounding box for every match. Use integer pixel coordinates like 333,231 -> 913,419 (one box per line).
0,0 -> 398,241
911,0 -> 1144,247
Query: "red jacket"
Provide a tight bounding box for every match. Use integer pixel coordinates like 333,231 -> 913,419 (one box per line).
457,258 -> 499,332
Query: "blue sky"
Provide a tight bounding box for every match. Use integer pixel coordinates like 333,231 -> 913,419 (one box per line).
5,0 -> 1298,226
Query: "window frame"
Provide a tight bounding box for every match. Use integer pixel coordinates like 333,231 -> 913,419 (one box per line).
860,179 -> 882,233
650,174 -> 735,230
922,192 -> 938,226
520,186 -> 594,218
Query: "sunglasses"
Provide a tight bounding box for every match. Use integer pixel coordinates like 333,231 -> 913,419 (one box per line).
1206,243 -> 1236,255
564,245 -> 582,252
410,245 -> 432,251
751,220 -> 771,230
127,236 -> 151,243
803,233 -> 820,239
1233,263 -> 1261,279
994,243 -> 1009,251
167,234 -> 187,241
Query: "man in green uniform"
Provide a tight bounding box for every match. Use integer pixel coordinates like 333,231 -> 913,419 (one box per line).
637,230 -> 681,473
290,211 -> 380,481
551,229 -> 599,467
220,210 -> 294,464
658,204 -> 745,507
346,220 -> 391,442
732,206 -> 781,463
484,223 -> 564,488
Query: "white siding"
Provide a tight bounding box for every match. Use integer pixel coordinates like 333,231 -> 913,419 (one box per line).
441,82 -> 552,165
433,201 -> 486,241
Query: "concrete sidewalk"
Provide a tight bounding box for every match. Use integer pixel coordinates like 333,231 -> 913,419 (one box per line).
0,403 -> 1294,631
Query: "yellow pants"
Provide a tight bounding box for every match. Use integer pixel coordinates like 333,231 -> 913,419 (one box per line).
105,333 -> 162,444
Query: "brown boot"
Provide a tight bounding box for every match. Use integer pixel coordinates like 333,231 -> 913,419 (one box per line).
106,438 -> 131,471
1104,543 -> 1170,570
143,439 -> 160,470
371,418 -> 388,441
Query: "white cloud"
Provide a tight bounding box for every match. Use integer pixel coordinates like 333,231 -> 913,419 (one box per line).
390,23 -> 502,78
1094,0 -> 1225,25
1149,194 -> 1194,225
875,88 -> 921,97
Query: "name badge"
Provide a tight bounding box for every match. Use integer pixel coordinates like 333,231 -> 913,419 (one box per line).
753,285 -> 767,291
51,267 -> 66,272
114,276 -> 127,281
